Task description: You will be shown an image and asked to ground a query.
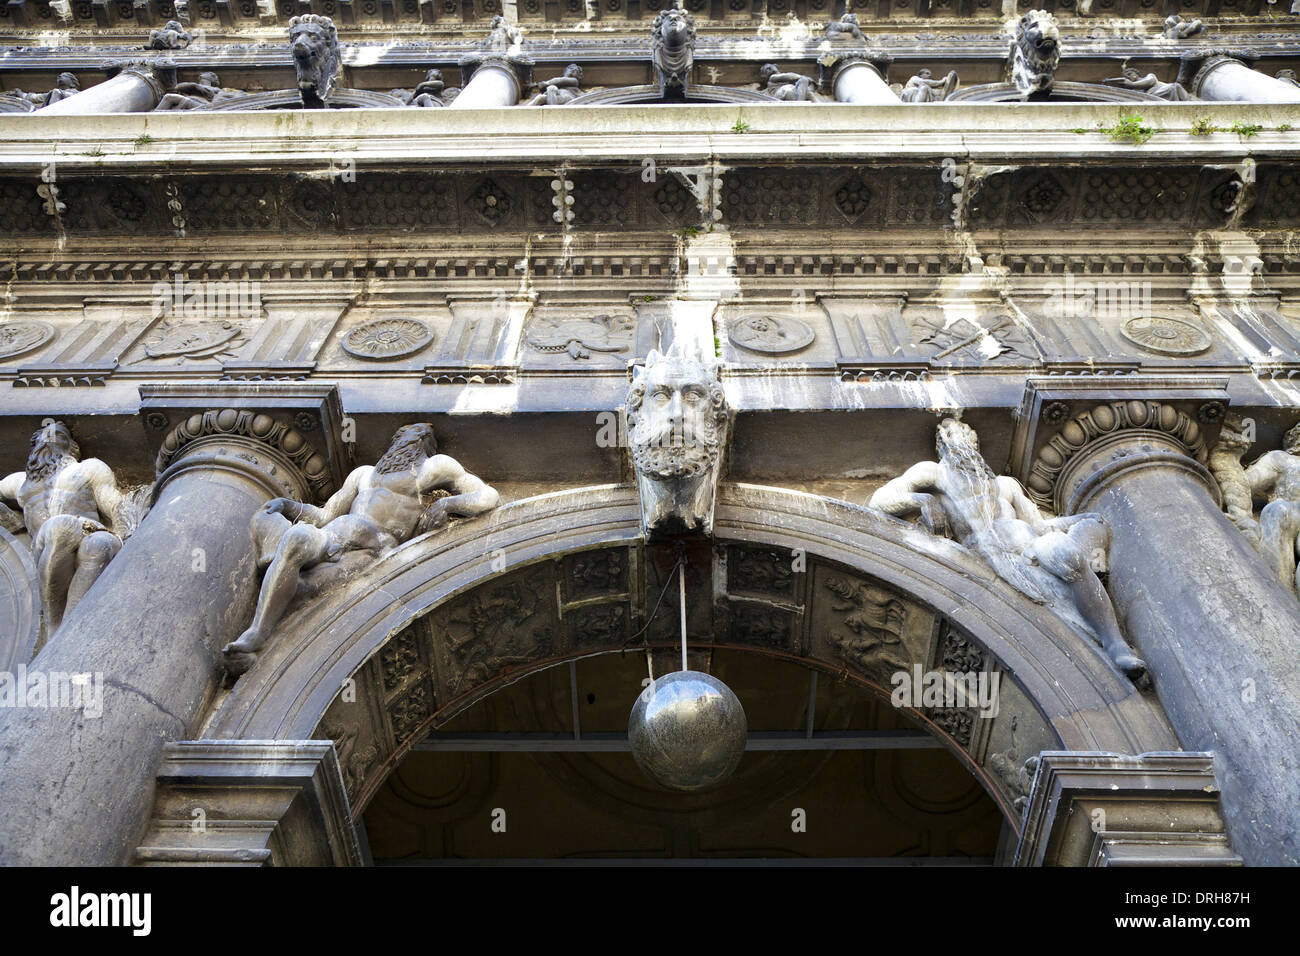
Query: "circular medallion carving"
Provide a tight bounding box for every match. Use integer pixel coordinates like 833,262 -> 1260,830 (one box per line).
1120,315 -> 1211,356
727,314 -> 815,354
0,321 -> 55,361
342,319 -> 434,360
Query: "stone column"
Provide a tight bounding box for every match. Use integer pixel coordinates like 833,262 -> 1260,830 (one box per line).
450,54 -> 533,109
35,61 -> 172,114
1185,55 -> 1300,104
820,54 -> 900,105
0,409 -> 331,865
1042,407 -> 1300,866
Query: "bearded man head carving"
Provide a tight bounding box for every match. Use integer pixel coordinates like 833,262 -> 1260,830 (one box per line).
625,343 -> 728,535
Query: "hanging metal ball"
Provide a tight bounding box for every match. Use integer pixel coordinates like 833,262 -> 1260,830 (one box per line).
627,670 -> 747,791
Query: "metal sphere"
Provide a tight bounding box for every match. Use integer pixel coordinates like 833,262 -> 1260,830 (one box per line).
627,670 -> 747,791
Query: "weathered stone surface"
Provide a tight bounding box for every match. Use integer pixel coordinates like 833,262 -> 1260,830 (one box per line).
0,405 -> 329,865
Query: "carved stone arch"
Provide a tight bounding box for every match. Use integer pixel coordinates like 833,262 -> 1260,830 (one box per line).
567,85 -> 778,105
205,482 -> 1176,834
199,89 -> 405,111
947,81 -> 1165,103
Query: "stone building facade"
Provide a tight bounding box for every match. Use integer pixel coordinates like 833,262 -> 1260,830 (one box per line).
0,0 -> 1297,865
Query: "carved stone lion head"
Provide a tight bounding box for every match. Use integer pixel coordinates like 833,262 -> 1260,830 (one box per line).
289,14 -> 340,106
1011,9 -> 1060,96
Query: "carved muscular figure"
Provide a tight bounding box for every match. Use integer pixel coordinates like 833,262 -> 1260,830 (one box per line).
760,63 -> 815,102
1243,422 -> 1300,595
223,423 -> 499,674
869,418 -> 1146,682
527,64 -> 583,106
0,421 -> 126,634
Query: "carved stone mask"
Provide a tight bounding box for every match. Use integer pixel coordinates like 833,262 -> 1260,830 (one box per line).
627,349 -> 725,481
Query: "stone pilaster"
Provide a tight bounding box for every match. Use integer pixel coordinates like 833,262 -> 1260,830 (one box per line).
0,397 -> 340,866
1014,382 -> 1300,866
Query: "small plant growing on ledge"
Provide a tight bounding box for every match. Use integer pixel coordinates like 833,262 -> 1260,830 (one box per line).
731,118 -> 750,134
1279,124 -> 1295,133
132,133 -> 154,148
1229,120 -> 1263,138
677,225 -> 702,238
82,147 -> 105,157
1099,113 -> 1156,145
1189,117 -> 1222,136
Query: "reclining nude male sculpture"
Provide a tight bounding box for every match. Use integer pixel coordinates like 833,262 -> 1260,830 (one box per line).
223,423 -> 499,674
0,420 -> 142,638
869,418 -> 1146,683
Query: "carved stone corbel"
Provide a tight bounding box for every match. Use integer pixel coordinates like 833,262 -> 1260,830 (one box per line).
625,342 -> 728,537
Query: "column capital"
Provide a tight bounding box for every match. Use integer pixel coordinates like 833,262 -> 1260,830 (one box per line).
1008,375 -> 1230,515
817,51 -> 892,90
1176,48 -> 1257,93
458,52 -> 534,91
139,383 -> 353,503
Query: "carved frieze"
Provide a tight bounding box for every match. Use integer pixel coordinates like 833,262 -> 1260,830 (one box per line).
0,322 -> 55,361
341,318 -> 434,360
318,702 -> 383,800
569,603 -> 627,650
131,320 -> 247,364
727,545 -> 797,598
468,178 -> 514,227
727,601 -> 798,654
727,314 -> 815,355
821,573 -> 909,678
1120,315 -> 1212,356
562,547 -> 629,602
1,163 -> 1290,239
938,626 -> 985,674
380,626 -> 423,694
389,679 -> 434,741
526,312 -> 633,361
912,309 -> 1039,366
432,568 -> 557,701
